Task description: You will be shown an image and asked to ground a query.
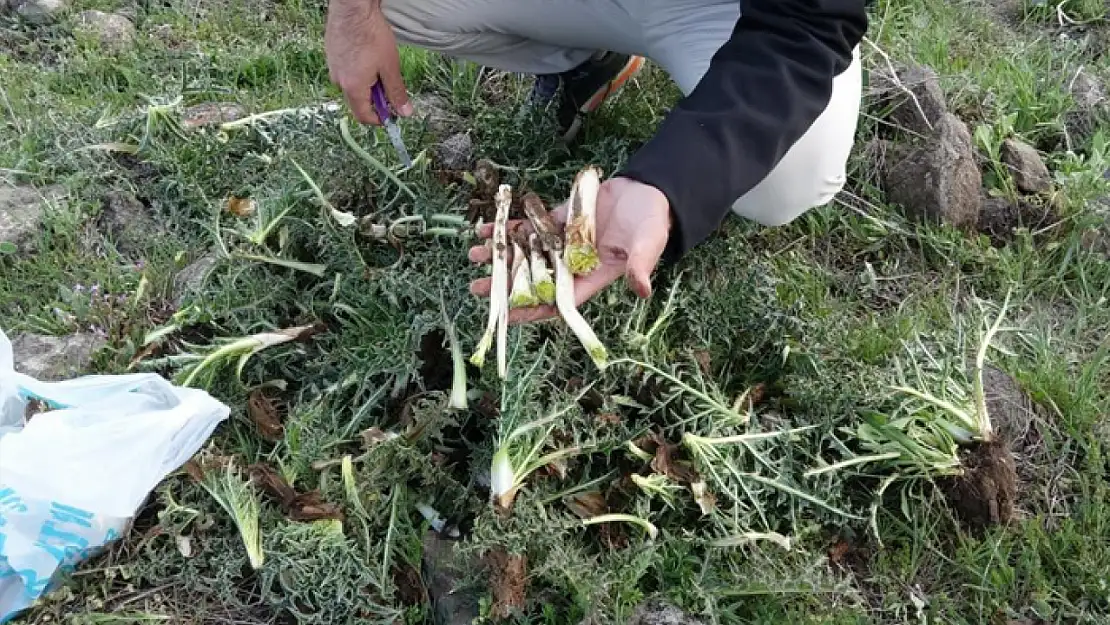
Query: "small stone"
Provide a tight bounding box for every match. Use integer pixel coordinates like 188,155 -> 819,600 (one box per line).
97,190 -> 162,257
1071,68 -> 1106,110
181,102 -> 247,129
1001,138 -> 1052,194
0,185 -> 64,253
173,254 -> 218,306
411,93 -> 464,136
628,599 -> 706,625
10,0 -> 65,25
75,10 -> 135,50
10,333 -> 107,381
420,532 -> 481,625
884,113 -> 981,229
435,133 -> 474,171
871,64 -> 948,136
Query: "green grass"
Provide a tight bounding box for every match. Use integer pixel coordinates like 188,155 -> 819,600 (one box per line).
2,0 -> 1109,622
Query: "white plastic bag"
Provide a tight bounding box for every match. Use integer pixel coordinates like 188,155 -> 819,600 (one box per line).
0,329 -> 229,622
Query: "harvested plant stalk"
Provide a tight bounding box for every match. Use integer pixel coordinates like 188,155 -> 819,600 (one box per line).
554,254 -> 608,370
470,184 -> 512,379
509,226 -> 538,308
528,232 -> 555,305
564,166 -> 602,275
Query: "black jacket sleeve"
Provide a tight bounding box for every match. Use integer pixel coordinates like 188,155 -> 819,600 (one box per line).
618,0 -> 868,261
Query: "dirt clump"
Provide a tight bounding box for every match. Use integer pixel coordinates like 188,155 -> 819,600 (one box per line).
1001,138 -> 1052,194
421,532 -> 482,625
435,133 -> 475,171
485,548 -> 527,620
628,599 -> 706,625
75,10 -> 135,50
869,63 -> 948,136
946,438 -> 1018,529
0,184 -> 64,253
883,113 -> 982,228
977,196 -> 1059,246
97,189 -> 163,257
182,102 -> 247,129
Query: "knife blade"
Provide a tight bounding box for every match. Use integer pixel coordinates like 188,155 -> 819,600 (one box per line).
371,82 -> 413,168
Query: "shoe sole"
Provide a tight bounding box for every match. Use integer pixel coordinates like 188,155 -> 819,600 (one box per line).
579,55 -> 647,114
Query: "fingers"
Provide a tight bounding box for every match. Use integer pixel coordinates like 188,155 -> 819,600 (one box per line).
623,239 -> 658,300
380,56 -> 413,118
344,85 -> 380,125
468,244 -> 492,264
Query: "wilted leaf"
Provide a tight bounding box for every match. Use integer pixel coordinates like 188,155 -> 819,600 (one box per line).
649,433 -> 699,484
182,460 -> 206,483
563,491 -> 608,520
288,491 -> 344,522
247,389 -> 284,442
248,462 -> 296,503
828,540 -> 850,565
360,427 -> 399,449
595,412 -> 621,426
690,480 -> 716,516
226,196 -> 256,217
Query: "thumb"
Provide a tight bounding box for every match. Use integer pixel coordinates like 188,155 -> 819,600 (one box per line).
380,55 -> 413,117
625,238 -> 658,299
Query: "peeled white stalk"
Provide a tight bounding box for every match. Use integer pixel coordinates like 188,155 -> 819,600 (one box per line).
528,233 -> 555,305
471,185 -> 512,377
508,238 -> 538,308
553,252 -> 608,370
564,166 -> 602,275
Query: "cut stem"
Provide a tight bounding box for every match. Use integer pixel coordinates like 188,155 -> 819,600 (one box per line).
553,252 -> 608,371
564,166 -> 602,275
508,226 -> 538,308
528,232 -> 555,305
470,185 -> 512,375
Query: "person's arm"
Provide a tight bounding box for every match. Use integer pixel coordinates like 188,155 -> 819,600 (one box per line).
618,0 -> 867,261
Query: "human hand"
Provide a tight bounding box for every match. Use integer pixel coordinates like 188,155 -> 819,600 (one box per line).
468,176 -> 672,324
325,0 -> 412,125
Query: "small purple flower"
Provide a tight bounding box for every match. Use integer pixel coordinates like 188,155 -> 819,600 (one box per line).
74,284 -> 84,293
90,284 -> 100,295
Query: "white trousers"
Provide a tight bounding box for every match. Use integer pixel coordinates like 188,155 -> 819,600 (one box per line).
382,0 -> 862,226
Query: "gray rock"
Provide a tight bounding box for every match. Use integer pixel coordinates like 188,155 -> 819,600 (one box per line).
628,599 -> 706,625
421,532 -> 481,625
181,102 -> 247,129
871,64 -> 948,136
10,0 -> 65,25
75,10 -> 135,49
884,113 -> 981,229
0,185 -> 64,253
435,133 -> 474,171
97,190 -> 161,257
1071,68 -> 1106,110
411,93 -> 464,136
10,333 -> 107,380
1001,138 -> 1051,194
173,254 -> 218,305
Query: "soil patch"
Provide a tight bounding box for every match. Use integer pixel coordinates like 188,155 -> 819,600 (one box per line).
945,438 -> 1018,530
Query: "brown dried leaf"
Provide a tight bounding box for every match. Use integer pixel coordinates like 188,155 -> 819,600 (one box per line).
248,462 -> 297,504
693,350 -> 712,376
288,491 -> 344,522
828,540 -> 850,566
649,433 -> 700,485
595,412 -> 621,426
226,196 -> 256,218
486,548 -> 527,620
360,427 -> 399,449
182,459 -> 205,483
247,389 -> 284,442
563,491 -> 608,520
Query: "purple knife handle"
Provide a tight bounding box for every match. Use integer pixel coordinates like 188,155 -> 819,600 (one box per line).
370,82 -> 391,123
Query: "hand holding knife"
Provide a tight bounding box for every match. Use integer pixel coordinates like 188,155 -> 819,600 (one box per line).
371,81 -> 413,168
